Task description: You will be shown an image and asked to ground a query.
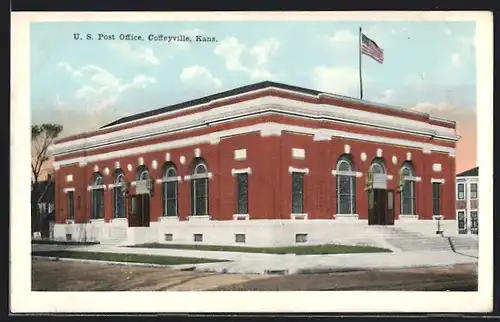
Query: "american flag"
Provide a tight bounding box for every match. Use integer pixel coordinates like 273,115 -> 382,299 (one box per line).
361,33 -> 384,64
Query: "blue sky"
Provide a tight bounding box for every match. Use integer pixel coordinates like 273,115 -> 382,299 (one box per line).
30,20 -> 476,137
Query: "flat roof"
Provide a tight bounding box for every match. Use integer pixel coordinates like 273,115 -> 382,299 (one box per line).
101,80 -> 455,129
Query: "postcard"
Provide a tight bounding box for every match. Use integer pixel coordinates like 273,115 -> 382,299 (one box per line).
11,11 -> 493,313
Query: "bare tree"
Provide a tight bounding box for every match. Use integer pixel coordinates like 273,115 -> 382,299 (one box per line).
31,123 -> 63,191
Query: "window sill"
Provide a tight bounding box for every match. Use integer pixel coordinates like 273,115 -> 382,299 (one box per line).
89,219 -> 105,224
65,220 -> 75,224
432,215 -> 444,220
159,216 -> 180,221
187,215 -> 210,221
334,214 -> 359,220
290,213 -> 308,220
233,214 -> 250,220
111,218 -> 128,223
398,215 -> 419,220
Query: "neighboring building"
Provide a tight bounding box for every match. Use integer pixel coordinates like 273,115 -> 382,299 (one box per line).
31,179 -> 55,237
456,166 -> 479,235
50,81 -> 460,246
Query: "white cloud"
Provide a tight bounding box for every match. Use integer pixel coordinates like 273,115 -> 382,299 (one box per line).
108,42 -> 160,64
172,28 -> 204,50
329,29 -> 357,43
311,66 -> 361,97
214,37 -> 280,80
451,52 -> 462,66
58,62 -> 156,113
180,65 -> 222,87
409,101 -> 453,114
371,89 -> 395,104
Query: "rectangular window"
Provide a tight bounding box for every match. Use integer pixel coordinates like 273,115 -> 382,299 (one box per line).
292,172 -> 304,214
67,191 -> 75,220
457,210 -> 467,234
457,183 -> 465,200
236,173 -> 249,214
163,181 -> 178,216
192,178 -> 209,216
235,234 -> 246,243
470,183 -> 478,200
295,233 -> 308,243
432,183 -> 441,216
470,211 -> 478,234
194,234 -> 203,242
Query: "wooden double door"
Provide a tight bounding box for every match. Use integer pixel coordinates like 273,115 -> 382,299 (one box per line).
128,194 -> 150,227
368,189 -> 395,225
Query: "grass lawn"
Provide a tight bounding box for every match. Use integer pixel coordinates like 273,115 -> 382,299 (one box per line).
128,243 -> 391,255
32,239 -> 100,246
32,251 -> 228,265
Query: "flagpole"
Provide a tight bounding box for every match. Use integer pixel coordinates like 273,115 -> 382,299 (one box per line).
359,27 -> 363,100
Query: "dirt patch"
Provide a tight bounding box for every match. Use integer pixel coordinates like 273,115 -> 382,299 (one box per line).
31,260 -> 267,291
32,260 -> 477,292
211,264 -> 478,291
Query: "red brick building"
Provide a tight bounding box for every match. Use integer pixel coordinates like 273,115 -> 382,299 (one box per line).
50,81 -> 460,246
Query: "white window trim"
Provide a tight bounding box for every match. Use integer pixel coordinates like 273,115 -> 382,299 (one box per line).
184,173 -> 213,181
335,214 -> 359,220
469,183 -> 478,200
231,167 -> 252,176
65,219 -> 75,224
110,217 -> 128,223
156,176 -> 182,183
288,166 -> 309,174
432,215 -> 444,220
87,185 -> 107,191
232,214 -> 250,220
398,214 -> 419,220
290,213 -> 308,220
404,175 -> 422,182
89,219 -> 105,223
431,178 -> 446,184
63,187 -> 75,194
456,182 -> 465,200
331,170 -> 362,177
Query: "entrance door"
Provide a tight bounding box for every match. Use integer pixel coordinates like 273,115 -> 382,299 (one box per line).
128,195 -> 140,227
368,189 -> 389,225
128,194 -> 151,227
386,190 -> 395,226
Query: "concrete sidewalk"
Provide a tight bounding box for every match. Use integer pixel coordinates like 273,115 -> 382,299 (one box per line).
32,243 -> 478,275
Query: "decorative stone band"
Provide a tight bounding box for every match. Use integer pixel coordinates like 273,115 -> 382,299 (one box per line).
398,214 -> 419,220
331,170 -> 363,178
431,178 -> 446,184
290,213 -> 308,220
183,173 -> 213,181
288,166 -> 309,174
232,214 -> 250,220
155,176 -> 182,184
54,122 -> 456,167
63,187 -> 75,194
231,167 -> 252,176
87,184 -> 107,191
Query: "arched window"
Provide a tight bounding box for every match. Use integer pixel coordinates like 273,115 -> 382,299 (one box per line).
370,158 -> 386,174
113,169 -> 126,218
91,173 -> 105,219
162,163 -> 178,217
137,166 -> 149,181
336,155 -> 356,214
400,162 -> 416,215
191,159 -> 209,216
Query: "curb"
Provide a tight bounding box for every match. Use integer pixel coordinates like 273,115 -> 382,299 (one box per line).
32,256 -> 180,269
